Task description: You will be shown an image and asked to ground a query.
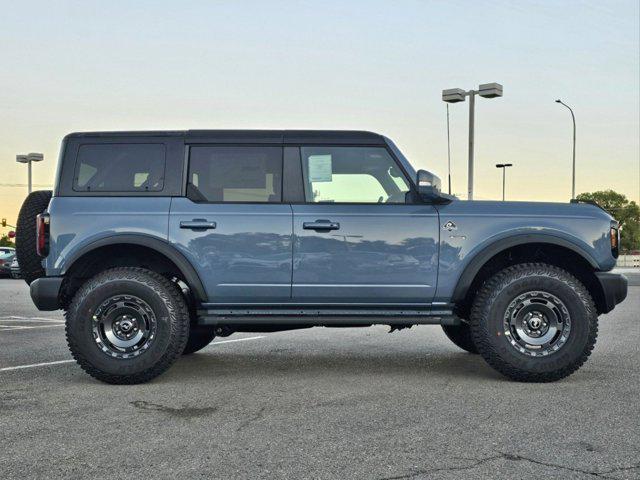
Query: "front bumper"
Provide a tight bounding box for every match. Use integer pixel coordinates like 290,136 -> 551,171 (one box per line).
595,272 -> 628,314
30,276 -> 63,311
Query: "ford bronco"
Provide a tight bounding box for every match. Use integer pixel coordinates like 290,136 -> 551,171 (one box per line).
16,130 -> 627,384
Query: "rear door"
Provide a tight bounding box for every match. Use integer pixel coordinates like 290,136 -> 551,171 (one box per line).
169,145 -> 292,304
291,146 -> 440,305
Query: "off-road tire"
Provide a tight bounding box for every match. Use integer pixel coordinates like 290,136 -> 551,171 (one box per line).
470,263 -> 598,382
182,326 -> 216,355
442,323 -> 479,354
65,267 -> 190,384
15,190 -> 52,285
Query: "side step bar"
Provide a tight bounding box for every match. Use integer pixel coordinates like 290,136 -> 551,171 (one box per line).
196,307 -> 460,327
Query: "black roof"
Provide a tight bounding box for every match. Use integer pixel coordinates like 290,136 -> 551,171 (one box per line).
65,130 -> 386,145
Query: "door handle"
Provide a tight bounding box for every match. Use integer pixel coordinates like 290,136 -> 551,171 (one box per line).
180,220 -> 217,230
303,220 -> 340,231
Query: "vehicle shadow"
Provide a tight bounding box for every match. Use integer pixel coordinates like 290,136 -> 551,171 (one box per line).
168,347 -> 506,383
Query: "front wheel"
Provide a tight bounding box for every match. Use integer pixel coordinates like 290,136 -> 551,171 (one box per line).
470,263 -> 598,382
65,268 -> 190,384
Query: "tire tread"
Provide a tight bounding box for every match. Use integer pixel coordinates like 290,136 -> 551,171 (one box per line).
470,262 -> 598,382
65,267 -> 190,384
15,190 -> 52,285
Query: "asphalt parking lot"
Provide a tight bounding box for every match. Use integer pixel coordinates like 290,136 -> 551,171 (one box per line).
1,278 -> 639,480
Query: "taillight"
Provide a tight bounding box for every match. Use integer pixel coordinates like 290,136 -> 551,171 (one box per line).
610,226 -> 619,259
36,213 -> 50,257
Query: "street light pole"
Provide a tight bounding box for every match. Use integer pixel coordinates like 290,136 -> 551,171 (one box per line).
446,104 -> 452,194
495,163 -> 513,201
16,153 -> 44,194
443,83 -> 503,200
555,99 -> 576,199
467,91 -> 476,200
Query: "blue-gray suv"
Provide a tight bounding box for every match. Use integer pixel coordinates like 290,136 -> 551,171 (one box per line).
16,130 -> 627,384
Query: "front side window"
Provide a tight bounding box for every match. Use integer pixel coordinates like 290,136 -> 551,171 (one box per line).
73,143 -> 166,192
188,146 -> 282,203
301,147 -> 411,203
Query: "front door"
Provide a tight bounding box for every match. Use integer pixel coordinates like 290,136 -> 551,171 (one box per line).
169,145 -> 292,304
292,146 -> 439,305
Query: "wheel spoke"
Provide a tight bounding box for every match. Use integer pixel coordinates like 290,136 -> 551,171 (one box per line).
92,295 -> 157,359
503,291 -> 571,357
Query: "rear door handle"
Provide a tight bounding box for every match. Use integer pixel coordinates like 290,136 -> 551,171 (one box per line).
180,220 -> 217,230
303,220 -> 340,231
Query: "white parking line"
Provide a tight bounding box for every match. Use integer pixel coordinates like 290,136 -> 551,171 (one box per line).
208,336 -> 265,346
0,324 -> 65,331
0,315 -> 64,323
0,319 -> 64,322
0,335 -> 265,372
0,360 -> 75,372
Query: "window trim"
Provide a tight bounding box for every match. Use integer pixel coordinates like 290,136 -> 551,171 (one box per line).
184,144 -> 285,205
296,144 -> 420,205
72,142 -> 167,193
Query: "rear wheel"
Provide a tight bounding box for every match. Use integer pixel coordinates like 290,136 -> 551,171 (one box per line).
470,263 -> 598,382
16,190 -> 52,285
182,326 -> 216,355
65,267 -> 190,384
441,323 -> 478,354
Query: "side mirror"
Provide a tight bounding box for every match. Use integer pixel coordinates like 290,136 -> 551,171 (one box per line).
417,170 -> 444,202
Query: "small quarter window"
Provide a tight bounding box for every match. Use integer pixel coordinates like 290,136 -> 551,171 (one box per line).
73,144 -> 166,192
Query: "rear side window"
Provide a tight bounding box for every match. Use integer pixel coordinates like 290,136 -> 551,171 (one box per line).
187,146 -> 282,203
73,144 -> 166,192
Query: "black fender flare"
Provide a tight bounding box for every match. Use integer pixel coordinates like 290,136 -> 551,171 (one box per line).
451,233 -> 600,303
62,234 -> 208,302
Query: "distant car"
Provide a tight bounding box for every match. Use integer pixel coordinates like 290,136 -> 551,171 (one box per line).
0,247 -> 16,277
10,257 -> 20,279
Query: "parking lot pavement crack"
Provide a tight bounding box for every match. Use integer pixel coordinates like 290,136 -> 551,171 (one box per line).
236,406 -> 267,432
376,453 -> 640,480
130,400 -> 218,419
599,464 -> 640,477
496,452 -> 640,479
375,454 -> 505,480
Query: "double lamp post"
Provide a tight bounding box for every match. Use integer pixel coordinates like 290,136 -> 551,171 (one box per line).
16,152 -> 44,194
442,82 -> 503,200
442,84 -> 577,201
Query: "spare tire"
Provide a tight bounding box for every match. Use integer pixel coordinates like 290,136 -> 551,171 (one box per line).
16,190 -> 52,285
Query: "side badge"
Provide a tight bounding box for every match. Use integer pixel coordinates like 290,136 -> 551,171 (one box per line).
443,221 -> 457,231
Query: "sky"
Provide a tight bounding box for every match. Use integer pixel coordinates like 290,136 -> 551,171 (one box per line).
1,0 -> 638,230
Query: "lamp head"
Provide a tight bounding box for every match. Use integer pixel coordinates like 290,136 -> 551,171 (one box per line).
478,83 -> 503,98
27,153 -> 44,162
442,88 -> 466,103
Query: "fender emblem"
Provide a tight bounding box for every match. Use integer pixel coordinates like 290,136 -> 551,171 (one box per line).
443,221 -> 457,231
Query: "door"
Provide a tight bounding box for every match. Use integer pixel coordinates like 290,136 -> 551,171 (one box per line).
292,146 -> 439,304
169,145 -> 292,304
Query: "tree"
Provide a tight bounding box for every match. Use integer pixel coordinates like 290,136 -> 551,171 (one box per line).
0,235 -> 14,247
576,190 -> 640,252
